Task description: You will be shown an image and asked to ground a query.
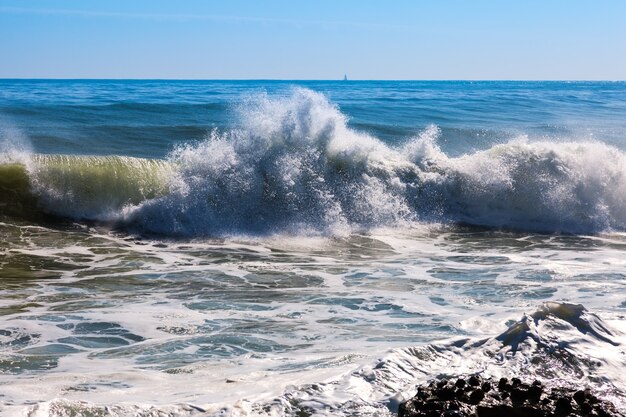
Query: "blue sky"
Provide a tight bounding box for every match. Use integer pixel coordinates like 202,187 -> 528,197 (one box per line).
1,0 -> 625,80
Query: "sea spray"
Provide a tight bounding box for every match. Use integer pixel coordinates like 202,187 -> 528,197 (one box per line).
2,88 -> 626,234
125,88 -> 626,235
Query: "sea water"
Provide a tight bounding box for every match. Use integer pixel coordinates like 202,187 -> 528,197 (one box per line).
0,80 -> 625,416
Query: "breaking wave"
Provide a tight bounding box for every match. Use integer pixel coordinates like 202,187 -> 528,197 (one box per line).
2,88 -> 625,235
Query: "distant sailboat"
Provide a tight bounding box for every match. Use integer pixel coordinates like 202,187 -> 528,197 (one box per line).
343,74 -> 348,81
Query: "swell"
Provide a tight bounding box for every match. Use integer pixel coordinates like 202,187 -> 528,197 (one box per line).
2,88 -> 625,235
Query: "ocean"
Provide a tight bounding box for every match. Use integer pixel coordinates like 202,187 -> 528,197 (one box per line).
0,80 -> 625,416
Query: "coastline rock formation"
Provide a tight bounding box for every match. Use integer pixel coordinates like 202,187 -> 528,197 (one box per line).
398,375 -> 622,417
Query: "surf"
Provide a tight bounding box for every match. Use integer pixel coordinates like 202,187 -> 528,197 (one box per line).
2,88 -> 625,236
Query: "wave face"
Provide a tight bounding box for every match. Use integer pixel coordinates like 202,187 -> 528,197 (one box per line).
0,155 -> 171,221
2,88 -> 626,235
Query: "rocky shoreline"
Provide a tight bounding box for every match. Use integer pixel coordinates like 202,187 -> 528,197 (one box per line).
398,374 -> 622,417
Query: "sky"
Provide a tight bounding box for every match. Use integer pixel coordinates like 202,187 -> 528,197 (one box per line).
1,0 -> 625,80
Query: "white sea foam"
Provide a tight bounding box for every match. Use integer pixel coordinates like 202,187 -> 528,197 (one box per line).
121,88 -> 626,236
8,303 -> 625,417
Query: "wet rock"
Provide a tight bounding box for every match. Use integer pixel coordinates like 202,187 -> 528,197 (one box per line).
527,384 -> 543,402
573,390 -> 586,405
397,374 -> 622,417
469,389 -> 485,405
510,386 -> 529,403
481,381 -> 492,393
435,387 -> 456,401
498,378 -> 509,391
554,397 -> 572,415
468,376 -> 480,387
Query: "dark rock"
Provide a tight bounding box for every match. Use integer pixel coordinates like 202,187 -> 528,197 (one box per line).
446,401 -> 460,411
510,386 -> 529,403
398,375 -> 622,417
498,378 -> 509,391
528,384 -> 543,402
477,405 -> 544,417
455,388 -> 465,400
416,388 -> 429,400
435,387 -> 456,401
468,376 -> 481,387
587,393 -> 600,404
580,402 -> 593,414
469,389 -> 485,405
423,400 -> 444,411
554,397 -> 573,416
573,390 -> 586,405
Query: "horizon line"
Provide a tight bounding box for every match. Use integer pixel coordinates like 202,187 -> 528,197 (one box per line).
1,78 -> 625,82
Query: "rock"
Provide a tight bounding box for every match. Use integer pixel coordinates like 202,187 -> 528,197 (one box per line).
469,389 -> 485,405
527,384 -> 543,402
455,388 -> 465,400
580,402 -> 592,414
468,376 -> 480,387
573,390 -> 586,405
498,378 -> 509,391
554,397 -> 573,415
477,405 -> 544,417
397,374 -> 622,417
435,386 -> 456,401
481,381 -> 492,393
510,386 -> 529,403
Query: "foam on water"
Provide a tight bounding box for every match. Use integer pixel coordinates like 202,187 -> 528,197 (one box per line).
8,302 -> 625,416
1,222 -> 626,415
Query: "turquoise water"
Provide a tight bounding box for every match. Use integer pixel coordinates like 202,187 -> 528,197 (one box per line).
1,81 -> 625,416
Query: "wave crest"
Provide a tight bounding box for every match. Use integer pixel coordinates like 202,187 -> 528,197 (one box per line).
126,88 -> 626,235
3,88 -> 625,236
